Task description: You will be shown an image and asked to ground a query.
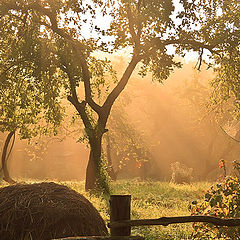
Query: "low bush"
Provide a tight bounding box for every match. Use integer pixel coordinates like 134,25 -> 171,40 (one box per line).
190,160 -> 240,239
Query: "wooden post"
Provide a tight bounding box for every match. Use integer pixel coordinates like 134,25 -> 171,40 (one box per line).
110,195 -> 131,236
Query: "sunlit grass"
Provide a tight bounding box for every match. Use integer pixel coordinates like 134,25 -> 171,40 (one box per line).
0,179 -> 213,239
61,179 -> 213,239
110,180 -> 213,239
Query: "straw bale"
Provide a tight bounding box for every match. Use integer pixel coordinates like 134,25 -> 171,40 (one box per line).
0,182 -> 108,240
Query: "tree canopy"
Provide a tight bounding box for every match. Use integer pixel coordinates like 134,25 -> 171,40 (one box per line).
0,0 -> 239,193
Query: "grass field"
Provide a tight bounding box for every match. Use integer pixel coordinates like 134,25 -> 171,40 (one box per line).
64,179 -> 213,240
0,179 -> 213,239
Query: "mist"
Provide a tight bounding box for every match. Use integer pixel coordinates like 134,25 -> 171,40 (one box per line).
1,59 -> 239,182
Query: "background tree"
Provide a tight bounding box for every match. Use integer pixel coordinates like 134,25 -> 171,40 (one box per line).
0,0 -> 239,193
0,26 -> 62,183
173,69 -> 240,178
105,99 -> 155,180
195,0 -> 240,117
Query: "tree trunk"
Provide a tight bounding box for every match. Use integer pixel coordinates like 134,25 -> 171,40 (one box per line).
1,131 -> 16,184
106,135 -> 118,181
85,134 -> 110,195
85,150 -> 98,191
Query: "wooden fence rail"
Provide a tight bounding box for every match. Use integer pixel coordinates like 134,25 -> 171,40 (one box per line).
108,195 -> 240,238
108,215 -> 240,228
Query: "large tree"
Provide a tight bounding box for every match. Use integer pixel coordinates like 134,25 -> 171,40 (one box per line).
0,0 -> 238,193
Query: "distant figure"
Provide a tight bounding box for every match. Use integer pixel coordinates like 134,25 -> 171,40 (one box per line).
171,162 -> 193,184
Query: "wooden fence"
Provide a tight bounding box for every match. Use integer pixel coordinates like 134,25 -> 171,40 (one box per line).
108,195 -> 240,239
55,194 -> 240,240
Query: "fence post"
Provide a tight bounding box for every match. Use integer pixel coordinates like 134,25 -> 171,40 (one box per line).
110,195 -> 131,236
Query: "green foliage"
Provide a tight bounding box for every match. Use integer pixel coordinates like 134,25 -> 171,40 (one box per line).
190,163 -> 240,239
107,0 -> 183,82
0,0 -> 115,192
201,0 -> 240,119
88,57 -> 118,101
95,155 -> 111,196
0,2 -> 64,138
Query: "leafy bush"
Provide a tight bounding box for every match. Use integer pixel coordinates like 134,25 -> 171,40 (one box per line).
190,160 -> 240,239
170,162 -> 193,184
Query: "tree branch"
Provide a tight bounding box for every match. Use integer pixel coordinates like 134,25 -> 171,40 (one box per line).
63,59 -> 94,131
2,1 -> 102,114
67,96 -> 93,131
219,125 -> 240,143
126,7 -> 140,50
33,3 -> 102,114
0,60 -> 25,79
101,54 -> 142,124
60,59 -> 79,104
196,48 -> 204,71
156,38 -> 220,55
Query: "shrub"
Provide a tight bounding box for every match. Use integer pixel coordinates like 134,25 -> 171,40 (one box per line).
170,162 -> 193,184
190,160 -> 240,239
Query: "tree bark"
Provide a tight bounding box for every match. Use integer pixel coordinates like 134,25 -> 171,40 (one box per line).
85,133 -> 109,194
85,150 -> 98,191
106,135 -> 118,181
1,131 -> 16,184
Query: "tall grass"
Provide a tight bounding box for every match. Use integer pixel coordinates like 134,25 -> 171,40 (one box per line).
110,180 -> 212,239
64,179 -> 212,240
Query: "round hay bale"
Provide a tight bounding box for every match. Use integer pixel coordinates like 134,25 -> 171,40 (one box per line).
0,182 -> 108,240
